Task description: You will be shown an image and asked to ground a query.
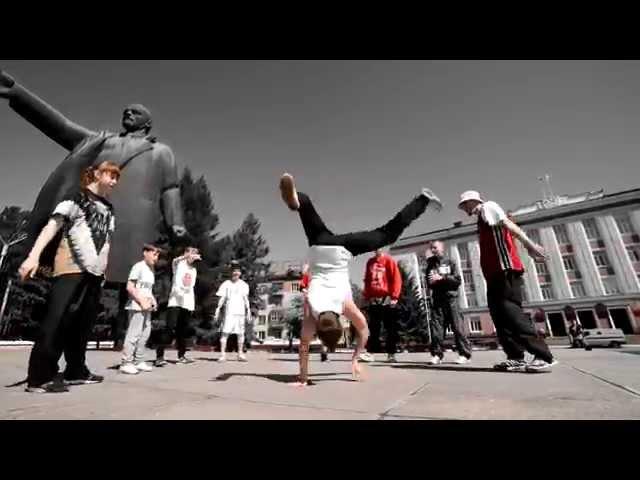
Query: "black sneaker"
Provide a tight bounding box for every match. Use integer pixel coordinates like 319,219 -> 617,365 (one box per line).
493,359 -> 528,372
320,352 -> 328,362
155,358 -> 168,367
26,380 -> 69,393
177,356 -> 195,364
64,373 -> 104,385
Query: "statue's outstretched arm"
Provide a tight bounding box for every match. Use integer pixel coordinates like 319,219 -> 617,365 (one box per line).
1,70 -> 94,151
157,144 -> 186,234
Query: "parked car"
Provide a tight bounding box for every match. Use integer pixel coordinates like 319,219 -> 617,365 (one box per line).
582,328 -> 626,350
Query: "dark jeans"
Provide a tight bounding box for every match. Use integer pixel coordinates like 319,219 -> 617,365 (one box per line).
156,307 -> 193,359
27,273 -> 103,387
366,303 -> 399,355
112,283 -> 129,350
429,296 -> 472,359
486,271 -> 553,363
297,192 -> 430,256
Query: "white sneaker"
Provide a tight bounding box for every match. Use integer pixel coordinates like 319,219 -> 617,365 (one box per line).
525,358 -> 558,373
238,354 -> 248,362
135,362 -> 153,372
218,356 -> 227,363
119,363 -> 139,375
421,188 -> 443,211
359,352 -> 375,362
427,355 -> 442,365
454,355 -> 470,365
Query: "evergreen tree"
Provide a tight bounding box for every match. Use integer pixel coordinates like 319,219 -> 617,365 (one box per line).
396,261 -> 429,348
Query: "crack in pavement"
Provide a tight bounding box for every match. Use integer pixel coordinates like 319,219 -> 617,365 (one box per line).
568,365 -> 640,398
376,381 -> 431,420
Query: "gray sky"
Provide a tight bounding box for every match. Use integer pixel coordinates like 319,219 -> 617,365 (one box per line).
2,60 -> 640,284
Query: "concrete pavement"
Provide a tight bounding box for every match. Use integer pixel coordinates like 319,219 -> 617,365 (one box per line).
1,346 -> 640,419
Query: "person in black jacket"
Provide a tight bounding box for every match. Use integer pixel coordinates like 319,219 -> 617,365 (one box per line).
424,240 -> 472,365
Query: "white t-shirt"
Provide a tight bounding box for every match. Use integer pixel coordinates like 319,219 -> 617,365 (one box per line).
216,279 -> 249,316
168,258 -> 197,311
51,190 -> 115,277
125,261 -> 156,311
480,201 -> 507,227
307,245 -> 353,318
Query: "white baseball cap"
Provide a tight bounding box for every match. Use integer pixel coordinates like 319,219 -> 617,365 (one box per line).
458,190 -> 484,207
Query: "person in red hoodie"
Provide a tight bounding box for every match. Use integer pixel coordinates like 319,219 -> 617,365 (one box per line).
363,248 -> 402,362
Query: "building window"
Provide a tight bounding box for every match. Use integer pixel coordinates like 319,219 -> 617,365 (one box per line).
535,261 -> 548,274
258,315 -> 266,325
562,255 -> 576,271
291,282 -> 300,292
626,245 -> 640,263
593,252 -> 610,268
457,242 -> 471,269
615,214 -> 635,235
258,331 -> 265,340
553,224 -> 570,244
469,316 -> 483,333
526,229 -> 541,245
602,277 -> 620,295
466,295 -> 478,307
540,285 -> 554,300
583,218 -> 600,239
463,271 -> 474,287
269,310 -> 284,324
570,282 -> 586,298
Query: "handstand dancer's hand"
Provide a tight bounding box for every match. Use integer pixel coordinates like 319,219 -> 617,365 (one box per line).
352,358 -> 366,381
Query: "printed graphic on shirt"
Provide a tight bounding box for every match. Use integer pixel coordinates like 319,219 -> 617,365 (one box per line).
51,190 -> 115,277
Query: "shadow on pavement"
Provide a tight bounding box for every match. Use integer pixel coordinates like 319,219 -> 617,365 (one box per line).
370,363 -> 511,373
211,372 -> 355,385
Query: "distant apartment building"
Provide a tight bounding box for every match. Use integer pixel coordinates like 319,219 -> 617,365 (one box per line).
254,260 -> 305,341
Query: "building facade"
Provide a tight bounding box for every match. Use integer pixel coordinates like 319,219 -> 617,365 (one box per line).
390,187 -> 640,338
254,260 -> 305,341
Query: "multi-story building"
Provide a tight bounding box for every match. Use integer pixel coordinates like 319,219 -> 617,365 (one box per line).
390,187 -> 640,339
254,260 -> 305,341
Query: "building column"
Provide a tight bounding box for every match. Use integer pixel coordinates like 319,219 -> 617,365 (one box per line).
629,209 -> 640,237
467,240 -> 487,307
449,243 -> 468,309
596,216 -> 640,293
539,226 -> 572,299
566,221 -> 605,297
515,241 -> 542,302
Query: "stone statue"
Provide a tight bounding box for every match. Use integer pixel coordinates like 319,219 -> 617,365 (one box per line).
0,69 -> 188,283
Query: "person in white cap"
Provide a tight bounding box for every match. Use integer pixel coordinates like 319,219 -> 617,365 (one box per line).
458,190 -> 557,373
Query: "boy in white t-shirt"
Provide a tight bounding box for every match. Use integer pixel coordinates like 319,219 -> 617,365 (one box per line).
214,267 -> 251,362
155,247 -> 201,366
120,244 -> 161,375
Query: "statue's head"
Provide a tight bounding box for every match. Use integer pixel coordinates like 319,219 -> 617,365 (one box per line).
122,104 -> 152,134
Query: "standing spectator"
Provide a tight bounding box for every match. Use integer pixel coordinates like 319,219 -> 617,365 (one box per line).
19,161 -> 121,393
425,240 -> 472,365
120,244 -> 161,374
155,246 -> 201,366
458,190 -> 557,373
363,248 -> 402,362
215,267 -> 251,362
